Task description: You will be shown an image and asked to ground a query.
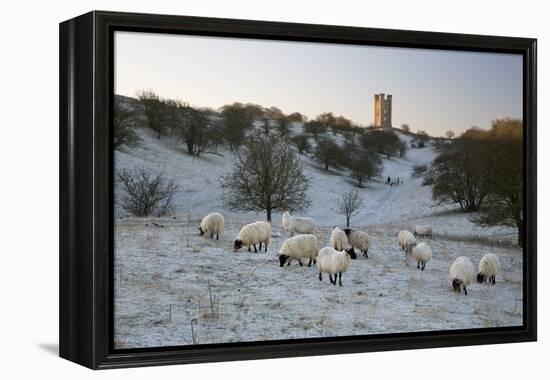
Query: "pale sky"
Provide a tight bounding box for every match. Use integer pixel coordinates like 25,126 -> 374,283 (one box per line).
114,31 -> 523,136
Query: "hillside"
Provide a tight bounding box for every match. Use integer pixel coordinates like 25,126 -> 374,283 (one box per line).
113,118 -> 522,349
115,123 -> 516,241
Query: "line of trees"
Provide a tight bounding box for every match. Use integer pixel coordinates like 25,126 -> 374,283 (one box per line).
114,90 -> 423,220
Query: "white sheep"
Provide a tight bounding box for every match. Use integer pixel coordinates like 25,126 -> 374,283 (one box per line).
316,246 -> 357,286
198,212 -> 225,240
414,225 -> 433,238
330,227 -> 349,251
282,211 -> 315,236
278,234 -> 319,267
408,242 -> 432,270
398,230 -> 416,252
450,256 -> 475,295
233,221 -> 272,253
343,228 -> 370,258
477,253 -> 501,285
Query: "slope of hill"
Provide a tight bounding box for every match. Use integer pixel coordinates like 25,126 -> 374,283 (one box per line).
113,124 -> 522,349
115,125 -> 515,241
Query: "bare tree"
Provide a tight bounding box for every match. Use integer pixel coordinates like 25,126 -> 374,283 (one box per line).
431,142 -> 488,212
276,117 -> 291,137
303,120 -> 327,136
220,103 -> 253,150
163,98 -> 186,137
260,117 -> 271,135
292,134 -> 311,154
136,90 -> 165,139
401,124 -> 411,133
445,130 -> 455,139
360,130 -> 401,158
175,105 -> 218,156
338,190 -> 363,227
287,112 -> 307,122
314,136 -> 341,171
474,118 -> 523,246
221,132 -> 310,221
116,167 -> 178,217
346,147 -> 382,188
113,98 -> 140,151
415,130 -> 430,148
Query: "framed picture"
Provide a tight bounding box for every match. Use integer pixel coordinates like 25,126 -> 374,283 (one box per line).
59,11 -> 537,369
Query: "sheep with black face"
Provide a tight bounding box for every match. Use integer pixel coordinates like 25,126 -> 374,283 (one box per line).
278,234 -> 318,267
477,253 -> 501,285
233,221 -> 272,253
343,228 -> 370,258
316,246 -> 357,286
198,212 -> 225,240
450,256 -> 475,295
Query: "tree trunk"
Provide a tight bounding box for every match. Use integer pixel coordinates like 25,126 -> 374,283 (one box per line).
346,216 -> 350,227
186,141 -> 194,155
266,208 -> 272,222
325,162 -> 328,170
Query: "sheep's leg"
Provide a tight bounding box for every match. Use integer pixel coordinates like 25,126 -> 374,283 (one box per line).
491,276 -> 496,285
363,250 -> 368,259
319,273 -> 322,281
308,258 -> 312,267
329,274 -> 334,284
258,242 -> 262,250
248,246 -> 251,252
333,274 -> 337,286
464,287 -> 468,295
265,243 -> 267,252
298,259 -> 303,267
417,262 -> 420,269
338,273 -> 343,286
210,233 -> 214,239
216,233 -> 219,240
253,244 -> 257,253
421,262 -> 426,271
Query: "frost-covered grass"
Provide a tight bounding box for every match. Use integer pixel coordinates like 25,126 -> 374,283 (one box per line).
113,125 -> 522,348
114,217 -> 522,349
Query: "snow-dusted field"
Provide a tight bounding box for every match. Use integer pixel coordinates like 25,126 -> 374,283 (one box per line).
113,125 -> 522,349
114,217 -> 522,348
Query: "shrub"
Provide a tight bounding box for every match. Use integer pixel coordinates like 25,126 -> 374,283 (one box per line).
116,167 -> 178,217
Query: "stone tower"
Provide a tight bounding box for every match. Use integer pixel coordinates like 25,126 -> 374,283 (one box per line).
374,93 -> 392,128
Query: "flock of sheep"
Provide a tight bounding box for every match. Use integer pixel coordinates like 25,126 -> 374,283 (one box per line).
198,211 -> 501,294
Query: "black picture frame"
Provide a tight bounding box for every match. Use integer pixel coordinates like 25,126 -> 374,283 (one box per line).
59,10 -> 537,370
